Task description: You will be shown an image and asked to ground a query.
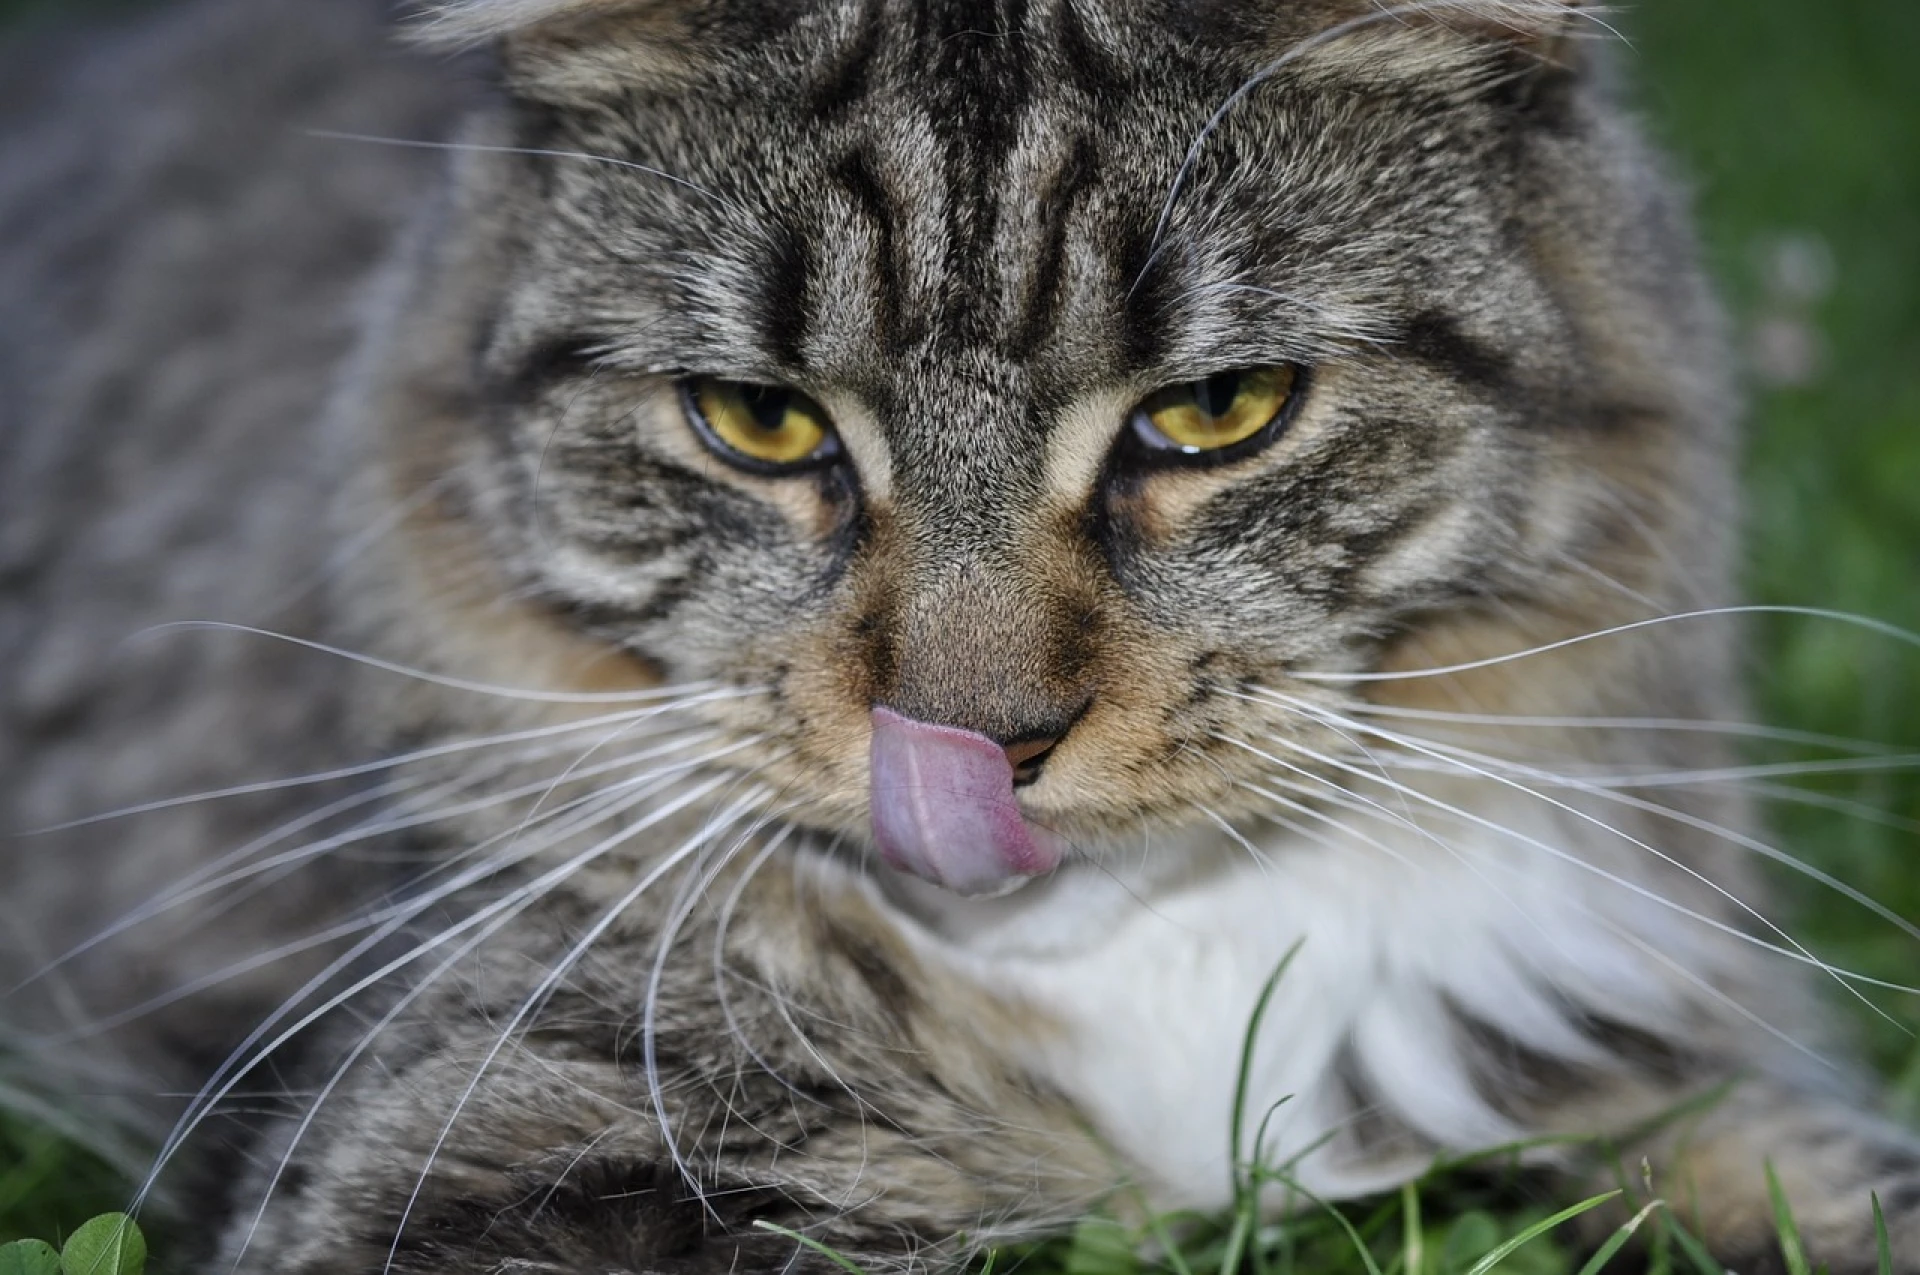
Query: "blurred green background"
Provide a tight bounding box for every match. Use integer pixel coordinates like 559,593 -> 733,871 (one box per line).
2,0 -> 1917,1254
1631,2 -> 1920,1087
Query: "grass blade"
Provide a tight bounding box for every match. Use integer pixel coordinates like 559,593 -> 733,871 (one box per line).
1460,1190 -> 1620,1275
1400,1182 -> 1423,1275
1764,1164 -> 1812,1275
1143,1207 -> 1196,1275
1268,1175 -> 1387,1275
751,1220 -> 871,1275
1575,1200 -> 1663,1275
1215,1207 -> 1257,1275
1874,1193 -> 1892,1275
1662,1212 -> 1725,1275
1649,1205 -> 1673,1275
1218,943 -> 1304,1275
1231,944 -> 1303,1188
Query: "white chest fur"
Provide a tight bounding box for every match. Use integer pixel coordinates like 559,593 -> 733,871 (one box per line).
885,806 -> 1693,1212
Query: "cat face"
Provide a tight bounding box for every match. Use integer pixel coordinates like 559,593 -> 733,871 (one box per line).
409,0 -> 1720,879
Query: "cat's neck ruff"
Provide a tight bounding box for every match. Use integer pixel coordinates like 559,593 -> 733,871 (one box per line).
877,800 -> 1706,1212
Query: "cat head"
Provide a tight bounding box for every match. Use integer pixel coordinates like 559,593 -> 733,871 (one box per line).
373,0 -> 1735,895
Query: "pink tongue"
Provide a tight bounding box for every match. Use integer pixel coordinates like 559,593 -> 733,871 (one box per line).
869,706 -> 1062,898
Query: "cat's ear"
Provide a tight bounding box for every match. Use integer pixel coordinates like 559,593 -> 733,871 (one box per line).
1261,2 -> 1597,74
409,0 -> 658,46
1404,0 -> 1594,57
408,1 -> 715,96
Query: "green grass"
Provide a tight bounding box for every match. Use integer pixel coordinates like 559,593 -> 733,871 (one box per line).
2,1212 -> 150,1275
757,1160 -> 1884,1275
3,0 -> 1919,1268
0,1116 -> 130,1248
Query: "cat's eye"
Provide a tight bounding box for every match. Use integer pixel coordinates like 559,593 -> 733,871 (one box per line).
1129,366 -> 1302,461
682,377 -> 841,473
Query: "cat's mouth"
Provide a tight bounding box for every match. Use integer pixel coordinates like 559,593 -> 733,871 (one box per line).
868,706 -> 1066,898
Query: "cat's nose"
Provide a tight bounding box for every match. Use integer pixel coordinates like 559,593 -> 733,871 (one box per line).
1001,733 -> 1063,787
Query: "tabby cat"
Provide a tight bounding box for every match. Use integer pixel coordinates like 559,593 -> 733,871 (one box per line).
2,0 -> 1916,1271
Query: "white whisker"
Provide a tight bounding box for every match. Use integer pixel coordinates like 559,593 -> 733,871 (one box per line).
1224,720 -> 1905,1013
1216,736 -> 1587,970
93,764 -> 684,1051
123,621 -> 727,703
1246,692 -> 1920,1011
1382,754 -> 1920,791
22,684 -> 756,835
131,738 -> 769,1209
1294,606 -> 1920,684
1266,697 -> 1920,951
1746,780 -> 1920,838
1597,916 -> 1835,1069
24,727 -> 729,998
1334,699 -> 1904,756
710,832 -> 810,1106
376,788 -> 770,1274
645,801 -> 805,1194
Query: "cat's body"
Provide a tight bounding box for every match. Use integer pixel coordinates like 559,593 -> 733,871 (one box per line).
3,1 -> 1918,1272
0,0 -> 468,1102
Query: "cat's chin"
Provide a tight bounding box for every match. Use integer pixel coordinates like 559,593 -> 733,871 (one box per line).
932,868 -> 1044,901
870,822 -> 1245,955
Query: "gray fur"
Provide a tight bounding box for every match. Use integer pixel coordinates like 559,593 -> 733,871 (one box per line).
3,1 -> 1917,1271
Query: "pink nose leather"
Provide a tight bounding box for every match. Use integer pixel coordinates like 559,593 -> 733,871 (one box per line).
869,706 -> 1063,897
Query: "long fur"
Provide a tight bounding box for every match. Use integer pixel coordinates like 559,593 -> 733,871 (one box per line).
2,1 -> 1918,1272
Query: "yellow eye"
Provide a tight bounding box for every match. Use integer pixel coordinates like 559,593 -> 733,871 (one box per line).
684,377 -> 839,471
1133,366 -> 1300,457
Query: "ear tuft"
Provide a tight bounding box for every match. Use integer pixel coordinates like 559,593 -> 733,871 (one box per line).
1414,0 -> 1598,48
409,1 -> 709,100
408,0 -> 656,47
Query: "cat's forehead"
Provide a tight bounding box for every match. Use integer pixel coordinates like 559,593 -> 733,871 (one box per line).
507,0 -> 1521,400
470,0 -> 1357,68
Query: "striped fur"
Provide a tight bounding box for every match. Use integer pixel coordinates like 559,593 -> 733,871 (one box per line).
2,0 -> 1916,1271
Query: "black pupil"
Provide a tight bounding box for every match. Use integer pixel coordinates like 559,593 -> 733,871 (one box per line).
1195,371 -> 1242,418
740,385 -> 791,433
